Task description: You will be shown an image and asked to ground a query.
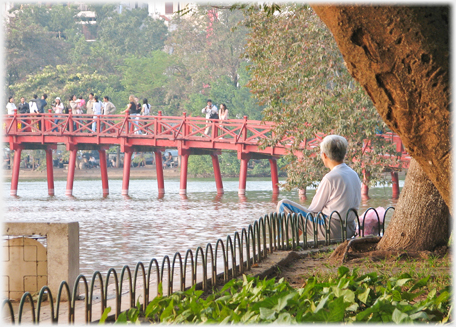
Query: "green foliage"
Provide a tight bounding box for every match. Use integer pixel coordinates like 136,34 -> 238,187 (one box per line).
244,5 -> 399,189
110,269 -> 451,324
95,7 -> 168,59
116,51 -> 173,111
165,7 -> 262,117
187,152 -> 287,178
9,64 -> 108,109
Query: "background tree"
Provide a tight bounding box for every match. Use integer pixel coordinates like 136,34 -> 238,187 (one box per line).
9,64 -> 109,109
244,4 -> 398,190
5,4 -> 77,87
311,5 -> 450,251
165,7 -> 261,115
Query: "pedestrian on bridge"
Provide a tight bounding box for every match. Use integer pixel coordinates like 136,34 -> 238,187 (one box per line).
69,95 -> 80,131
92,96 -> 102,132
102,96 -> 116,133
51,97 -> 64,132
202,99 -> 218,135
6,97 -> 17,115
276,135 -> 361,242
122,95 -> 141,134
18,97 -> 29,131
218,103 -> 229,138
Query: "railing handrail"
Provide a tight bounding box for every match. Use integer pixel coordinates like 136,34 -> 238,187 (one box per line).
2,113 -> 407,155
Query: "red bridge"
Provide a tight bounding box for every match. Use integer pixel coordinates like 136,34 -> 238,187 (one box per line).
3,110 -> 409,197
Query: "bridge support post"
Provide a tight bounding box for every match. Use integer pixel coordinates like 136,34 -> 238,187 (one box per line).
66,148 -> 77,196
391,171 -> 400,199
122,150 -> 133,195
179,152 -> 189,195
154,151 -> 165,195
99,149 -> 109,196
269,158 -> 279,195
238,153 -> 251,196
210,154 -> 224,194
45,148 -> 55,196
10,146 -> 22,196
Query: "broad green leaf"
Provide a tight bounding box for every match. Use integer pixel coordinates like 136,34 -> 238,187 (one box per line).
259,307 -> 276,321
160,299 -> 175,322
314,295 -> 329,313
346,302 -> 359,312
392,289 -> 402,302
99,307 -> 111,324
275,312 -> 294,324
338,266 -> 350,277
392,309 -> 410,324
326,296 -> 348,322
114,311 -> 128,324
435,291 -> 450,306
395,278 -> 412,287
409,311 -> 429,321
358,287 -> 370,304
273,291 -> 297,311
409,276 -> 430,292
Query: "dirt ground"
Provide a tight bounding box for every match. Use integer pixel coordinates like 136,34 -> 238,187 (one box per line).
251,244 -> 451,289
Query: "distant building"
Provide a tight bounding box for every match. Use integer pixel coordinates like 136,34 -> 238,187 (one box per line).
75,10 -> 96,41
3,2 -> 15,23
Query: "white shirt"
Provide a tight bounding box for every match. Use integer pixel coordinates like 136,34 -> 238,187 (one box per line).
6,102 -> 16,115
53,103 -> 64,114
202,105 -> 218,119
308,163 -> 361,222
93,101 -> 102,115
142,103 -> 150,115
29,101 -> 38,113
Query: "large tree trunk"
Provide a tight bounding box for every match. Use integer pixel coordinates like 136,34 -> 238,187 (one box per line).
311,5 -> 451,212
377,159 -> 450,251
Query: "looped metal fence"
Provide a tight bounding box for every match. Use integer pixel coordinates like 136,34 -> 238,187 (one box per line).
2,207 -> 393,324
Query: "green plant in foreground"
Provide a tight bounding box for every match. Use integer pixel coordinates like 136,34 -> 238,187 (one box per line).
102,267 -> 451,324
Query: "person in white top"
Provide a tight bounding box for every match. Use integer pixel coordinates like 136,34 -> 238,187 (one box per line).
277,135 -> 361,241
92,96 -> 102,132
52,97 -> 64,132
6,97 -> 17,115
201,99 -> 218,135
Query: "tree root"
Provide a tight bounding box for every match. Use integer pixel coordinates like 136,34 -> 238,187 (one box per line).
329,237 -> 449,264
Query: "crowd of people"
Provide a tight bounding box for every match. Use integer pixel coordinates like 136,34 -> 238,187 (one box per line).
6,95 -> 229,136
5,93 -> 153,133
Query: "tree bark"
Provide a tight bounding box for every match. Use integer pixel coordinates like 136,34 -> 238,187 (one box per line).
376,159 -> 450,251
311,5 -> 451,212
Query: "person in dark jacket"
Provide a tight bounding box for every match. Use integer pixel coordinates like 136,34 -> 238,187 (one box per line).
33,93 -> 47,130
17,97 -> 29,131
18,97 -> 29,114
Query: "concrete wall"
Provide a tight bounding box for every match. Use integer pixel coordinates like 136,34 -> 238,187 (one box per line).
3,222 -> 79,301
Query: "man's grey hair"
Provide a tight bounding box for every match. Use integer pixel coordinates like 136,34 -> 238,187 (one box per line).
320,135 -> 348,162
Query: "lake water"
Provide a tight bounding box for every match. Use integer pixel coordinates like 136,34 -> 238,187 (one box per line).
2,177 -> 401,276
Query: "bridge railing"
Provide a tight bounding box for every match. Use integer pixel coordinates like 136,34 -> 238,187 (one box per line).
3,110 -> 407,158
3,110 -> 282,145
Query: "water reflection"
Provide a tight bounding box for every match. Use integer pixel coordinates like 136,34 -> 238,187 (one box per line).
3,178 -> 402,276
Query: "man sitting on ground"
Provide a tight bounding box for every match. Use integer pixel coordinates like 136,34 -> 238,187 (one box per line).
277,134 -> 361,241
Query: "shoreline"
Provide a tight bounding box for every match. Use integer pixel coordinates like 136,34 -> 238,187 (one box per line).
2,166 -> 182,181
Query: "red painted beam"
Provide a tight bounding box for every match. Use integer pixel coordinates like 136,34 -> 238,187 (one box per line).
99,149 -> 109,196
211,154 -> 224,194
66,149 -> 77,196
269,158 -> 279,195
10,147 -> 22,196
45,147 -> 54,196
155,150 -> 165,194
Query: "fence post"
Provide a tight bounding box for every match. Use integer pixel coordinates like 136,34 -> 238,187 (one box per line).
68,109 -> 73,133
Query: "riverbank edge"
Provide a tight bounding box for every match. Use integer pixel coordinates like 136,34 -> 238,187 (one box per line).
2,166 -> 181,181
